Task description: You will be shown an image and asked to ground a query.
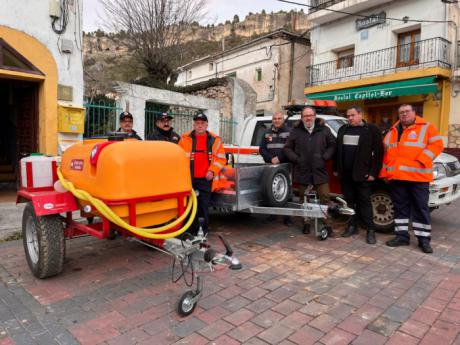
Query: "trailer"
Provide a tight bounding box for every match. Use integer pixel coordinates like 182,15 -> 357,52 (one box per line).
211,163 -> 355,240
17,140 -> 242,317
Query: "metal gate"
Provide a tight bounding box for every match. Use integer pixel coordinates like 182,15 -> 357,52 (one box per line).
84,101 -> 121,138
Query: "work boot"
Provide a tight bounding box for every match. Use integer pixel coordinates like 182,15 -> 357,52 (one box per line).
283,216 -> 294,227
302,223 -> 310,234
385,237 -> 410,247
418,241 -> 433,254
341,224 -> 358,238
366,230 -> 376,245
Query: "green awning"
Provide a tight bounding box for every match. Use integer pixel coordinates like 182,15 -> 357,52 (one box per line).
306,76 -> 438,102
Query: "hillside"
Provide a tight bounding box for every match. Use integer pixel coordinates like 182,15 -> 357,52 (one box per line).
83,10 -> 310,96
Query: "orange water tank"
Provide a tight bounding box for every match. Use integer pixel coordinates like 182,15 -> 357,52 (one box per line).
61,140 -> 192,227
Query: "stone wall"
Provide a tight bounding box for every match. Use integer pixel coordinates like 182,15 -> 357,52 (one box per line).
448,124 -> 460,148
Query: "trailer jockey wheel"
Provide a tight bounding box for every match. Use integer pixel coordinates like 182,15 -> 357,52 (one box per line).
177,290 -> 197,316
22,203 -> 65,279
262,166 -> 291,207
317,227 -> 329,241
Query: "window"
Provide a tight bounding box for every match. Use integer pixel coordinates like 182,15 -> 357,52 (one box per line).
336,48 -> 354,69
226,71 -> 237,78
188,70 -> 192,79
256,68 -> 262,81
397,29 -> 421,67
208,62 -> 214,71
0,38 -> 43,75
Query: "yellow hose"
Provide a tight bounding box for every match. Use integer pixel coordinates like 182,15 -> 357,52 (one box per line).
57,169 -> 197,239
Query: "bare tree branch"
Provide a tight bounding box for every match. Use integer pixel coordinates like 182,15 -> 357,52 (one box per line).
99,0 -> 207,87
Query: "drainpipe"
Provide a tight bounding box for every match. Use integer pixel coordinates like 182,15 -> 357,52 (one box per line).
288,41 -> 295,102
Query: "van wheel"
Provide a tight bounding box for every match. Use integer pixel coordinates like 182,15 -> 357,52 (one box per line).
371,190 -> 394,233
262,166 -> 291,207
22,203 -> 65,278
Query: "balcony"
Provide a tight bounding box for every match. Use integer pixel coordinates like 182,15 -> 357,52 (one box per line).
306,37 -> 451,86
308,0 -> 394,24
309,0 -> 345,13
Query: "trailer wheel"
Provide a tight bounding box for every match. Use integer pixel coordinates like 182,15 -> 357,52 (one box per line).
177,290 -> 197,317
371,190 -> 394,233
262,166 -> 291,207
317,227 -> 329,241
22,203 -> 65,279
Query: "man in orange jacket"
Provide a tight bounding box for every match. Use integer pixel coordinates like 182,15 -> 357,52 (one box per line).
179,113 -> 226,235
380,104 -> 443,253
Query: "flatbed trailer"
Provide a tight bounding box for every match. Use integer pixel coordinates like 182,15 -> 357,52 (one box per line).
211,163 -> 355,240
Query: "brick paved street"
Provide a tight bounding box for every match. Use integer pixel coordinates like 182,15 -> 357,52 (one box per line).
0,200 -> 460,345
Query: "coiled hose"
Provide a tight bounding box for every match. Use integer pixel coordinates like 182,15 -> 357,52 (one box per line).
57,169 -> 197,239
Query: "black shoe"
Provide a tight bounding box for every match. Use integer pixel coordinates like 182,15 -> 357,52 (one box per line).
366,230 -> 376,245
341,225 -> 358,238
283,216 -> 294,227
386,237 -> 410,247
419,241 -> 433,254
302,223 -> 310,234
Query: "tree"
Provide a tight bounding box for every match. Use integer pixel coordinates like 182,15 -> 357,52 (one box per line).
233,15 -> 240,24
99,0 -> 207,88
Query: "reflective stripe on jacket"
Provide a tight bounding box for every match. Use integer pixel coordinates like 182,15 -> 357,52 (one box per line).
379,116 -> 443,182
178,131 -> 226,189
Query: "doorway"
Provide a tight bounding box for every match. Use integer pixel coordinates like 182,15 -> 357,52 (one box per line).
0,79 -> 38,199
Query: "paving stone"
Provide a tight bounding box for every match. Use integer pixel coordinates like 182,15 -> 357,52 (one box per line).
198,319 -> 233,341
385,332 -> 419,345
383,305 -> 412,323
257,324 -> 295,345
351,329 -> 387,345
246,298 -> 276,314
298,301 -> 329,317
288,325 -> 324,345
251,310 -> 284,328
170,317 -> 206,338
367,316 -> 401,337
226,321 -> 264,343
320,327 -> 356,345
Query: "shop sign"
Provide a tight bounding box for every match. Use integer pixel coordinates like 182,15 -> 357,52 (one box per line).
356,12 -> 386,30
333,89 -> 394,102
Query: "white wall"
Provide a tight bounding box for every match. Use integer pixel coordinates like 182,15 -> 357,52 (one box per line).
0,0 -> 84,107
310,0 -> 450,65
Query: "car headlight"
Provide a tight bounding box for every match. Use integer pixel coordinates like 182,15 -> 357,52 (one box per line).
433,162 -> 447,180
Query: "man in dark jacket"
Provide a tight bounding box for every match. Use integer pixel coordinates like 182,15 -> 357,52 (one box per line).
259,111 -> 292,226
260,112 -> 290,164
147,113 -> 180,143
284,106 -> 336,234
334,106 -> 383,244
117,111 -> 142,140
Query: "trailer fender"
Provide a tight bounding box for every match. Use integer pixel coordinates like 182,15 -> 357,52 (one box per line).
17,190 -> 79,216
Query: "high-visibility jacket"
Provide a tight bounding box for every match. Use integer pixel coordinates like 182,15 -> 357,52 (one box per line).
179,130 -> 226,190
380,116 -> 443,182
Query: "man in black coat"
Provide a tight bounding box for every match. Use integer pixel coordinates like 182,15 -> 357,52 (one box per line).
259,111 -> 292,226
147,113 -> 180,143
284,106 -> 336,234
334,106 -> 383,244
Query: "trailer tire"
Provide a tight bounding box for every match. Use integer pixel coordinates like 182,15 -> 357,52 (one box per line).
262,166 -> 291,207
371,190 -> 394,233
22,203 -> 65,279
177,290 -> 197,317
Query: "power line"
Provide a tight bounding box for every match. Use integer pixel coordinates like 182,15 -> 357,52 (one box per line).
276,0 -> 453,24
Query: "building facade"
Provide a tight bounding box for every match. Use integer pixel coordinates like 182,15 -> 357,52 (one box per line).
176,30 -> 311,115
0,0 -> 84,178
305,0 -> 459,145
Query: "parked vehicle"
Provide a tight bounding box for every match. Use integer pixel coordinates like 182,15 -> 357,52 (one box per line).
224,112 -> 460,232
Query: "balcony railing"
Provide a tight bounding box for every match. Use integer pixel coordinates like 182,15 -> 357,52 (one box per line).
306,37 -> 451,86
309,0 -> 345,13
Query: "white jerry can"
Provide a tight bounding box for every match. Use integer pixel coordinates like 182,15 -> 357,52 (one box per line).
20,154 -> 58,191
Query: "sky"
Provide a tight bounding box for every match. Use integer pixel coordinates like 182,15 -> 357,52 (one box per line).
82,0 -> 302,32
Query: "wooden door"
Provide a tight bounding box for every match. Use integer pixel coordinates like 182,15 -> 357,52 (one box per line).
397,30 -> 421,67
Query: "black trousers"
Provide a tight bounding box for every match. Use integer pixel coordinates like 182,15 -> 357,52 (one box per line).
190,178 -> 212,235
341,174 -> 374,230
389,180 -> 431,243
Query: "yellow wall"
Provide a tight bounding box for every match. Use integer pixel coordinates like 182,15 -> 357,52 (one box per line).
0,25 -> 58,155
